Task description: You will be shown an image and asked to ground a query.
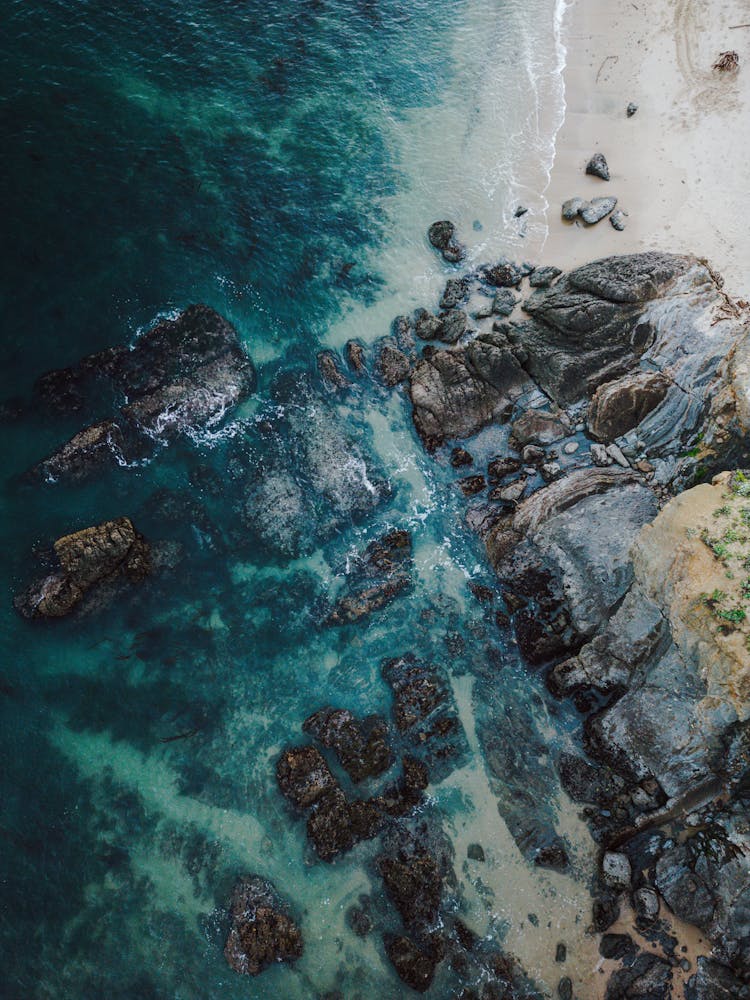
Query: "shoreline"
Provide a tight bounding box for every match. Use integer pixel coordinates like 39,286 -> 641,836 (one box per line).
540,0 -> 750,297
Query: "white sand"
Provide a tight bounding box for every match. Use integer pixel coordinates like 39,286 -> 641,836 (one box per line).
540,0 -> 750,297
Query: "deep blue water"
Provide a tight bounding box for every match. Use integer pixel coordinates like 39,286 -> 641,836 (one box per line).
0,2 -> 592,997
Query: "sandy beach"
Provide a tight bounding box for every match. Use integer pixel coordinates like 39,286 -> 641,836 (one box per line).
541,0 -> 750,297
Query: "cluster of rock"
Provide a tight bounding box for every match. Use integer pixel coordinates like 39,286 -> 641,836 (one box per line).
28,305 -> 257,482
366,240 -> 750,994
223,875 -> 303,976
562,153 -> 627,230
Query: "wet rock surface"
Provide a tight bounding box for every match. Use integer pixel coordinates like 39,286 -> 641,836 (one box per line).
224,875 -> 303,976
15,517 -> 151,619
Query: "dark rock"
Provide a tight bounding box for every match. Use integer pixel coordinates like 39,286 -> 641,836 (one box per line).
33,420 -> 127,482
16,517 -> 151,619
488,456 -> 522,481
378,851 -> 443,929
317,350 -> 350,389
593,892 -> 621,932
468,583 -> 494,603
627,102 -> 638,117
534,840 -> 570,872
384,935 -> 437,993
685,958 -> 748,1000
467,843 -> 485,862
481,259 -> 525,288
409,332 -> 531,449
655,844 -> 716,929
276,746 -> 338,810
347,903 -> 373,937
588,370 -> 670,441
605,952 -> 672,1000
458,474 -> 486,497
558,977 -> 573,1000
451,447 -> 474,468
562,198 -> 585,221
376,756 -> 429,817
610,210 -> 628,232
586,153 -> 610,181
325,574 -> 411,625
306,788 -> 374,860
345,340 -> 366,372
515,205 -> 529,218
492,289 -> 518,316
413,308 -> 445,341
438,308 -> 469,344
580,197 -> 617,224
441,277 -> 470,310
377,340 -> 411,386
529,266 -> 562,288
361,529 -> 412,575
633,887 -> 660,924
555,942 -> 567,963
428,220 -> 465,264
599,933 -> 635,961
302,707 -> 393,783
224,875 -> 303,976
521,444 -> 545,465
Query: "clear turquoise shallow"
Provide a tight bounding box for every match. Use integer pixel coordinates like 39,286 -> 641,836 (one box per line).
0,1 -> 589,997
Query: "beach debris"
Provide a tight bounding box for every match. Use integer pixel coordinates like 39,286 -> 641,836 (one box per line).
580,197 -> 618,224
713,50 -> 739,71
626,102 -> 639,117
561,197 -> 585,221
514,205 -> 528,217
586,153 -> 610,181
427,220 -> 465,263
610,209 -> 628,231
595,54 -> 619,83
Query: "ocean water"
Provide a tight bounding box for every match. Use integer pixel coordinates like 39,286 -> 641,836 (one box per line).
0,1 -> 603,998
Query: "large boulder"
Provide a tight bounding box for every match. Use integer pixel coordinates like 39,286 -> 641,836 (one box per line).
587,370 -> 670,442
15,517 -> 151,619
224,876 -> 303,976
408,333 -> 531,449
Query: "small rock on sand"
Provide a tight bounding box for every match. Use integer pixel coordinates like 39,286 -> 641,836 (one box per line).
580,197 -> 617,224
610,209 -> 628,231
586,153 -> 610,181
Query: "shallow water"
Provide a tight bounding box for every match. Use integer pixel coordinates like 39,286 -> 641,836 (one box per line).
0,1 -> 609,997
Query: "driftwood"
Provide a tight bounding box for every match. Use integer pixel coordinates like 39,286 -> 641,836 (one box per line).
713,50 -> 740,71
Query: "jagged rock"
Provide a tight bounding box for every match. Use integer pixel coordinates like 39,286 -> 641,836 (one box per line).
655,843 -> 716,929
605,952 -> 672,999
302,708 -> 393,782
378,851 -> 443,930
481,259 -> 525,288
586,153 -> 610,181
529,266 -> 562,288
458,474 -> 486,497
587,371 -> 670,442
440,277 -> 470,310
317,350 -> 350,389
413,308 -> 445,341
409,333 -> 531,449
345,340 -> 366,372
521,444 -> 545,465
377,340 -> 411,386
488,456 -> 522,481
450,447 -> 474,468
224,876 -> 303,976
562,198 -> 585,221
276,746 -> 337,810
437,308 -> 469,344
376,756 -> 429,817
591,443 -> 613,466
325,529 -> 412,625
427,220 -> 465,263
15,517 -> 151,619
32,420 -> 127,482
599,934 -> 635,961
686,958 -> 749,1000
606,443 -> 630,467
580,197 -> 617,224
384,935 -> 437,993
610,210 -> 628,232
325,575 -> 410,625
492,289 -> 519,316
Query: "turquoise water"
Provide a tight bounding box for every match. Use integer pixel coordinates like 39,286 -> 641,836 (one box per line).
0,1 -> 601,997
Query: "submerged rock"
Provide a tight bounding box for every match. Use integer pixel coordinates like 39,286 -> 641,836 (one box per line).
317,349 -> 350,390
33,420 -> 127,482
276,746 -> 337,810
302,708 -> 393,782
224,875 -> 303,976
15,517 -> 151,619
384,935 -> 437,993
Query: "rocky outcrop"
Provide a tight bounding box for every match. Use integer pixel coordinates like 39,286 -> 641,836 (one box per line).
15,517 -> 151,619
28,305 -> 256,481
224,876 -> 303,976
587,370 -> 670,442
427,220 -> 465,264
325,529 -> 412,625
302,708 -> 393,783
